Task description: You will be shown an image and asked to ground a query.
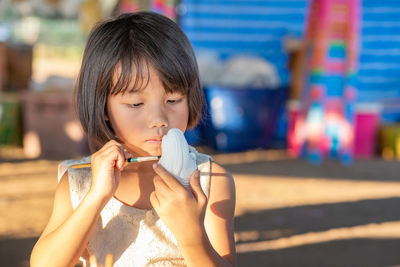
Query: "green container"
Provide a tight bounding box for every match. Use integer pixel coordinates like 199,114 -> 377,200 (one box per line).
0,94 -> 22,146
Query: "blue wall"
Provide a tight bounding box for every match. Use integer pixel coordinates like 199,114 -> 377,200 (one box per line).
358,0 -> 400,122
180,0 -> 309,86
181,0 -> 400,123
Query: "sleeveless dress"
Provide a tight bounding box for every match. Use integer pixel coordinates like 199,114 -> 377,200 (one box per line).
57,147 -> 212,267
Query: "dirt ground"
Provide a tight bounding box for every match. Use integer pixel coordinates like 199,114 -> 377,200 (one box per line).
1,148 -> 400,267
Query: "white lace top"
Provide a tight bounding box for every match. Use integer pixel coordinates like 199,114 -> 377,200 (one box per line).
58,147 -> 212,267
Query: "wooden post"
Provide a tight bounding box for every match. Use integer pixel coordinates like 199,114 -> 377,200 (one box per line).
0,42 -> 7,91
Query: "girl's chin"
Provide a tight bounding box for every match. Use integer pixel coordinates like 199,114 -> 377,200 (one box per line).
136,147 -> 162,157
149,148 -> 162,157
123,143 -> 161,157
143,143 -> 162,156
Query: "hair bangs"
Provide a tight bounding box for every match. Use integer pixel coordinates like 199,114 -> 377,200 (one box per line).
154,61 -> 192,96
161,78 -> 188,95
109,53 -> 151,96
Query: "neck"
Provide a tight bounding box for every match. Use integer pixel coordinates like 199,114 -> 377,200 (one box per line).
122,161 -> 156,175
115,161 -> 156,209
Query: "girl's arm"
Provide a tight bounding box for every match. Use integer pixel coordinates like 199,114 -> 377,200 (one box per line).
201,161 -> 236,265
30,172 -> 106,267
31,173 -> 101,267
31,140 -> 130,267
151,162 -> 236,267
180,161 -> 236,267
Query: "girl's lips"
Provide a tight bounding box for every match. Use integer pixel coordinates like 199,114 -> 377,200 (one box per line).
145,140 -> 162,148
145,137 -> 163,144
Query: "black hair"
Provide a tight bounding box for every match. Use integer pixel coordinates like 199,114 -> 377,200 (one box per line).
75,11 -> 202,151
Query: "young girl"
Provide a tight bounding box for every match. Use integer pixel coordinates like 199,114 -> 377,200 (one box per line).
30,11 -> 236,267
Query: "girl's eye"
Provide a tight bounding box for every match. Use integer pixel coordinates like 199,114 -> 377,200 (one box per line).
167,99 -> 182,104
128,103 -> 143,108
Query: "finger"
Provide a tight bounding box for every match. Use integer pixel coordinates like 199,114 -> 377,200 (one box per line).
99,144 -> 126,170
122,151 -> 132,169
123,148 -> 132,160
114,145 -> 128,170
153,175 -> 171,197
92,143 -> 116,165
149,191 -> 160,210
100,139 -> 120,151
152,163 -> 184,191
115,146 -> 126,170
94,140 -> 121,161
189,170 -> 206,203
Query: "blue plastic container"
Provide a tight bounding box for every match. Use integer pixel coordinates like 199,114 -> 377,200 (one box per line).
203,86 -> 287,152
184,126 -> 204,147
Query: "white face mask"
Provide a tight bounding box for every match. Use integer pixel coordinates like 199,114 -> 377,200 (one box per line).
158,128 -> 197,189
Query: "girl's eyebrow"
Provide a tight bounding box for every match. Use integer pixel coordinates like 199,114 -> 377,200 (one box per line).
120,90 -> 141,98
127,88 -> 143,94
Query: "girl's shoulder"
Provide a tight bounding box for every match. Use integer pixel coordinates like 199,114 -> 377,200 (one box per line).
189,146 -> 212,165
197,148 -> 234,202
189,146 -> 234,199
189,146 -> 214,197
57,156 -> 92,209
58,155 -> 91,182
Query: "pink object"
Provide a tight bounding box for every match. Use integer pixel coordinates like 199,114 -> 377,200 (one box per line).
326,60 -> 345,74
353,104 -> 381,157
287,101 -> 301,157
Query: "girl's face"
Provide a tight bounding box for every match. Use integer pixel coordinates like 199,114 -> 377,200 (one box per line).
106,67 -> 189,157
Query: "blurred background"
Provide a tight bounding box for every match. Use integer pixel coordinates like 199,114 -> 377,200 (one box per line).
1,0 -> 400,266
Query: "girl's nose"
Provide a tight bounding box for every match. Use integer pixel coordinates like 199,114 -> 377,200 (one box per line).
147,106 -> 168,129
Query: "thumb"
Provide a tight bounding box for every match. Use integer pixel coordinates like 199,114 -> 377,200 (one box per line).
189,170 -> 206,204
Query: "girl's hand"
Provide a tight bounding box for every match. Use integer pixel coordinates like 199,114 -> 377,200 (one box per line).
89,140 -> 131,204
150,163 -> 207,246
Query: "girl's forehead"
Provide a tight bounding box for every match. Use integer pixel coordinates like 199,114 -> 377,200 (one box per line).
111,60 -> 187,96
